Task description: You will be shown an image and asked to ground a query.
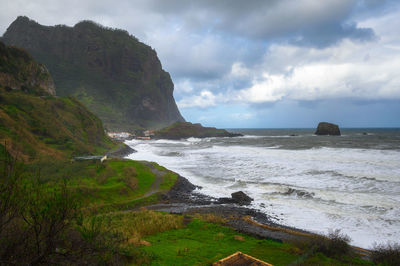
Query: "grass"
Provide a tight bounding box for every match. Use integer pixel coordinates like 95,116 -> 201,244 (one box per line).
139,217 -> 374,266
23,158 -> 180,213
141,218 -> 299,265
152,162 -> 179,190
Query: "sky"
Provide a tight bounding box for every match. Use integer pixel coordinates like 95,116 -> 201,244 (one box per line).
1,0 -> 399,128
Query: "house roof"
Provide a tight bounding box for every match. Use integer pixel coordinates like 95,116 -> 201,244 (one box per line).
213,251 -> 272,266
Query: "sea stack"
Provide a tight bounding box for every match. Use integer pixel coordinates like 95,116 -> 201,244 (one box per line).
315,122 -> 341,136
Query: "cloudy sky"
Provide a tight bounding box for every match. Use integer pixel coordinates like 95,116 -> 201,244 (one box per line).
1,0 -> 400,128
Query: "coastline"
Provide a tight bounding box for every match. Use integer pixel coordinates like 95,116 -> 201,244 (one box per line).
107,143 -> 136,158
124,130 -> 400,250
148,175 -> 371,259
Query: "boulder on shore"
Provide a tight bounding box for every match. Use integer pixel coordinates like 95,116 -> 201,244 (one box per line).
217,191 -> 254,205
231,191 -> 254,205
315,122 -> 341,136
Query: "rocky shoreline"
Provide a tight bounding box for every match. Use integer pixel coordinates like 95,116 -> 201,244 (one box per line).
106,144 -> 136,158
151,175 -> 315,242
147,175 -> 371,259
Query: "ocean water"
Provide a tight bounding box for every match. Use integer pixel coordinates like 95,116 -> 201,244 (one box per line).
125,128 -> 400,249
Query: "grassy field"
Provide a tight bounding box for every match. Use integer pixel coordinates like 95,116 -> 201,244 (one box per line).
80,209 -> 371,265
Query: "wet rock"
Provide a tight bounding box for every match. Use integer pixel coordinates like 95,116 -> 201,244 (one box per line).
315,122 -> 341,136
106,144 -> 136,158
218,197 -> 237,204
283,188 -> 315,198
231,191 -> 254,205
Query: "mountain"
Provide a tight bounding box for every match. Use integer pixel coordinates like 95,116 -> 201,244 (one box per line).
1,16 -> 185,131
0,41 -> 115,161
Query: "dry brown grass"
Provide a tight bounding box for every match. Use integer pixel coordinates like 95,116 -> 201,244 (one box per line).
123,166 -> 137,177
234,235 -> 245,241
124,176 -> 138,190
97,166 -> 116,184
242,216 -> 312,238
214,232 -> 225,241
88,209 -> 185,246
193,213 -> 228,225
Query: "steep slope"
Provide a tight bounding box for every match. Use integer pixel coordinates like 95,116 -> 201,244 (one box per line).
2,16 -> 185,131
0,41 -> 115,161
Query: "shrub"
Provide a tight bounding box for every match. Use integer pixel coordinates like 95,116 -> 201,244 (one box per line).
319,229 -> 351,257
291,229 -> 351,259
371,242 -> 400,266
0,150 -> 134,264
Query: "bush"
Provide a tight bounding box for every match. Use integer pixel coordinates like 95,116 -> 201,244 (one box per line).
371,242 -> 400,266
291,229 -> 351,259
0,150 -> 134,264
319,229 -> 351,257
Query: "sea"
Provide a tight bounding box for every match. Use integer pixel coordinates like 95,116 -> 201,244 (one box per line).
125,128 -> 400,249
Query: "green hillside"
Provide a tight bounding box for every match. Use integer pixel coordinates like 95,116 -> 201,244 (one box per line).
0,41 -> 114,161
2,16 -> 185,131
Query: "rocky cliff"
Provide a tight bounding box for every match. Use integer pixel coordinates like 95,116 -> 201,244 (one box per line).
2,16 -> 185,131
0,41 -> 55,96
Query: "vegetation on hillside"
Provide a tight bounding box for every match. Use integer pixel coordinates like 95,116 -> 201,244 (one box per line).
0,147 -> 128,264
0,145 -> 181,264
0,88 -> 114,161
0,41 -> 55,96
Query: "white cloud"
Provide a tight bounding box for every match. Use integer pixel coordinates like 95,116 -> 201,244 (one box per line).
234,28 -> 400,103
177,90 -> 218,108
230,62 -> 250,79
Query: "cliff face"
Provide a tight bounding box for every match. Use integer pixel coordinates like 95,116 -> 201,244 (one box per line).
0,41 -> 55,95
2,16 -> 185,131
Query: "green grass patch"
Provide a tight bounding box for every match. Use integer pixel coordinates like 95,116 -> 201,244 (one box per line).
159,172 -> 178,190
142,219 -> 298,265
151,162 -> 178,191
24,159 -> 178,212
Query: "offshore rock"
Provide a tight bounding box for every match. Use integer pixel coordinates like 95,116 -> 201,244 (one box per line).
315,122 -> 341,136
154,122 -> 243,139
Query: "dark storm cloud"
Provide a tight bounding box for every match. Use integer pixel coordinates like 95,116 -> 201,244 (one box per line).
145,0 -> 378,46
